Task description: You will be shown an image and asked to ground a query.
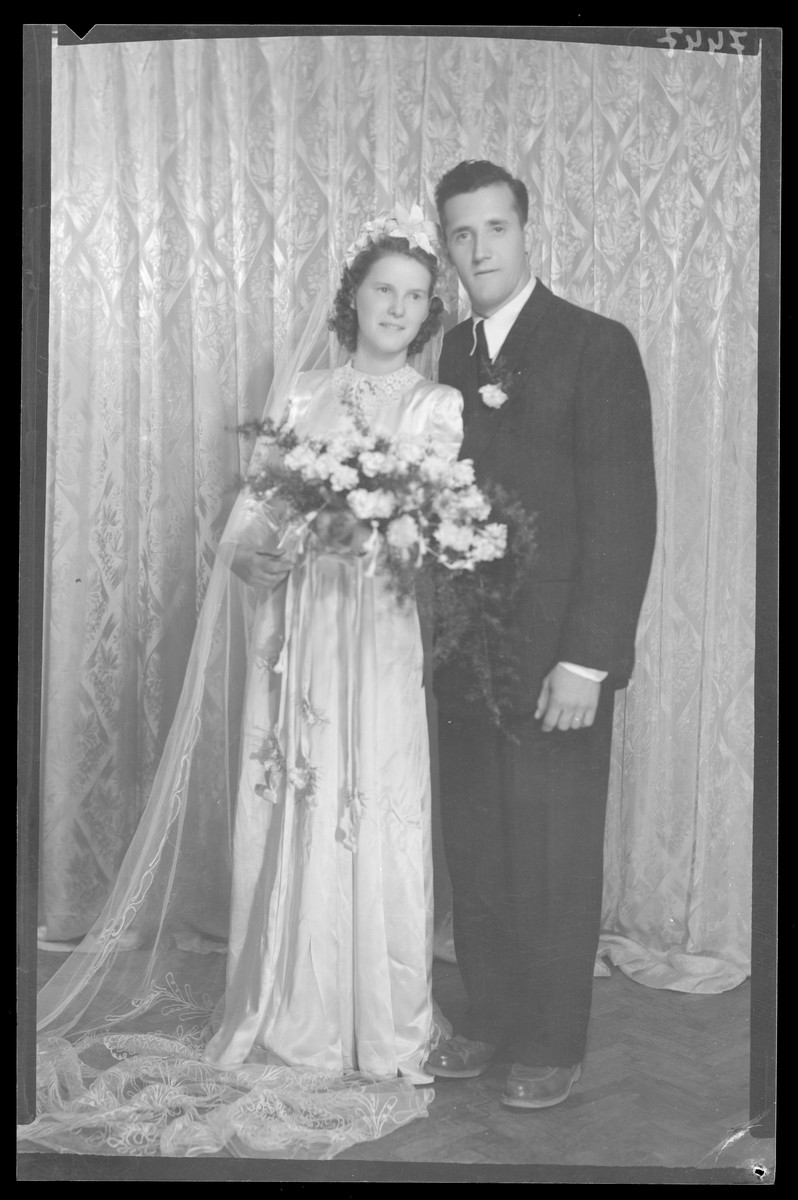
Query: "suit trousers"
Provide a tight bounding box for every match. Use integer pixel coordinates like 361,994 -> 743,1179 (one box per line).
437,685 -> 615,1067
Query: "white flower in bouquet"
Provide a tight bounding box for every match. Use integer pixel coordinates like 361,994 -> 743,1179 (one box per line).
359,450 -> 396,478
446,460 -> 476,487
435,519 -> 476,554
328,463 -> 360,492
434,485 -> 492,523
430,489 -> 457,519
310,452 -> 338,482
454,485 -> 493,521
386,514 -> 421,558
471,523 -> 508,561
284,444 -> 322,477
398,482 -> 427,513
348,488 -> 398,521
394,440 -> 427,470
419,453 -> 456,485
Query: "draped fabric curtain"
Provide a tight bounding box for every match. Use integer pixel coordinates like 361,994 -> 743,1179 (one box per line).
41,34 -> 760,992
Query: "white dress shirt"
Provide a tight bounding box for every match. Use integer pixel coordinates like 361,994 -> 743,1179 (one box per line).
470,276 -> 537,360
470,277 -> 607,686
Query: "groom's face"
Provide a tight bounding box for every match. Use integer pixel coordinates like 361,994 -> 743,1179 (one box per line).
442,183 -> 531,318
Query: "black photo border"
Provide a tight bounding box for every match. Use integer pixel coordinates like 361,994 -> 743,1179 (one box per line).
19,23 -> 779,1183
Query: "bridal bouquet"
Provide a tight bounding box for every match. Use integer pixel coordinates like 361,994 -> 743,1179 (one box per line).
239,419 -> 537,727
240,418 -> 509,600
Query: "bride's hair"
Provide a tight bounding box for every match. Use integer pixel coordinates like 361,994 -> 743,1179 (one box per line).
328,237 -> 445,356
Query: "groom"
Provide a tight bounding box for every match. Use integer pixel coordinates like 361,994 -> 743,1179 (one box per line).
428,161 -> 657,1108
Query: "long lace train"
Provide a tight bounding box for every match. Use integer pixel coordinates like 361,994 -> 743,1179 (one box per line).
20,1031 -> 436,1159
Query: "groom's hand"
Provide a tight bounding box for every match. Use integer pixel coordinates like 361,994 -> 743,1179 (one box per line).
535,664 -> 601,732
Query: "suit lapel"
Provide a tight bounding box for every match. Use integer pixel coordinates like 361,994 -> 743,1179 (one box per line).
456,338 -> 481,454
460,282 -> 552,468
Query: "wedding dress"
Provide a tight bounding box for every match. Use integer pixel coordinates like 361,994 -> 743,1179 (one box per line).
20,362 -> 464,1159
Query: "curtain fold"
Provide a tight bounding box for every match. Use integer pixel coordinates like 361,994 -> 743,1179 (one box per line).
42,34 -> 759,991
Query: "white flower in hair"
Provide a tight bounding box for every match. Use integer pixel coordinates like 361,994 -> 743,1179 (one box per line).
344,203 -> 440,267
383,203 -> 438,259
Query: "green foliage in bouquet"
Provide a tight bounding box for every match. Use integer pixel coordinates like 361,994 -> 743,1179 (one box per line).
426,486 -> 537,729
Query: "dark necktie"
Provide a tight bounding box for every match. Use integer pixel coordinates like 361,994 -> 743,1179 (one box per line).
474,319 -> 493,387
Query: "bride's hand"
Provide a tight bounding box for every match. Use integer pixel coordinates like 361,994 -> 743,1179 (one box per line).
230,544 -> 295,589
312,511 -> 372,556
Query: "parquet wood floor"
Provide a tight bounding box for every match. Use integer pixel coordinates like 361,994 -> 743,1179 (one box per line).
337,962 -> 767,1171
26,952 -> 772,1175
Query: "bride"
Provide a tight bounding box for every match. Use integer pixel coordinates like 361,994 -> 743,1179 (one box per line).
21,208 -> 464,1158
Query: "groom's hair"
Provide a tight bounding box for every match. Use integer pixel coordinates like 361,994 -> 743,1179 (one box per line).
435,161 -> 529,228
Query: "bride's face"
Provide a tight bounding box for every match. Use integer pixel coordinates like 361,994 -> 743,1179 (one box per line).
354,254 -> 432,362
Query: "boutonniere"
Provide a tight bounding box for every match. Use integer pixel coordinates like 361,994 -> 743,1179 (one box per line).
478,357 -> 520,410
479,383 -> 508,409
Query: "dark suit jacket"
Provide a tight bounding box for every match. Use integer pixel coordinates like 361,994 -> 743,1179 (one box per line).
434,280 -> 657,717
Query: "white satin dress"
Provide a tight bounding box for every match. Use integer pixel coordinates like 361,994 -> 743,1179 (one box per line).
204,363 -> 463,1084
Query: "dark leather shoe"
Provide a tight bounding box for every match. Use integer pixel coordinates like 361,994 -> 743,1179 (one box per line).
425,1035 -> 497,1078
501,1062 -> 582,1109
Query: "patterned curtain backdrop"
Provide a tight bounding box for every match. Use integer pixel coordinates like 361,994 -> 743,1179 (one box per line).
42,35 -> 759,992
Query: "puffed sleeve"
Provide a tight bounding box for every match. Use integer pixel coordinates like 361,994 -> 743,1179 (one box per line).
216,457 -> 281,566
428,384 -> 464,461
217,374 -> 312,563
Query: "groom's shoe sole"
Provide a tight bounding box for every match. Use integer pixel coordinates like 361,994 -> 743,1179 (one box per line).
426,1062 -> 494,1079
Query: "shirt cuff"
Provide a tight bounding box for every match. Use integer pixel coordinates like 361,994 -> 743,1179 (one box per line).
559,662 -> 608,683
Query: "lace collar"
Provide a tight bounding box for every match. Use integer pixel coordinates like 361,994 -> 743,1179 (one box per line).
333,361 -> 421,403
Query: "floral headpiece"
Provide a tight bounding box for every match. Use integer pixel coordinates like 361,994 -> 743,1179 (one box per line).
343,203 -> 440,268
